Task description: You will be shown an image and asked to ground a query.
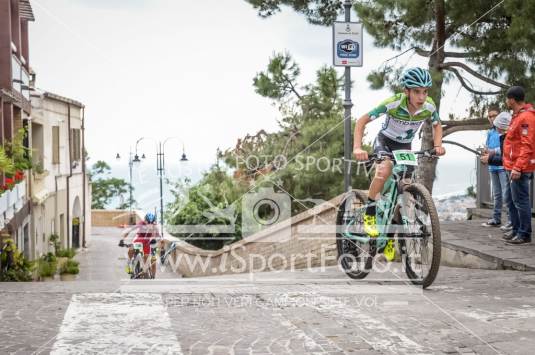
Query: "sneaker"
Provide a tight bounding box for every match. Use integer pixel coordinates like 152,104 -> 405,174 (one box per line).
505,236 -> 531,245
383,240 -> 396,262
125,263 -> 133,274
500,222 -> 513,232
503,230 -> 515,238
363,214 -> 379,238
502,233 -> 514,241
481,219 -> 501,227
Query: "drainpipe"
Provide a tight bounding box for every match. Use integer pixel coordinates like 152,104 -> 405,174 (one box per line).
55,175 -> 59,235
81,106 -> 86,248
66,104 -> 72,249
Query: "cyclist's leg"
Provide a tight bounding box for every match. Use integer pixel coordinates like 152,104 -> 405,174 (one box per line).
369,159 -> 393,200
364,135 -> 394,237
150,246 -> 157,278
126,247 -> 134,274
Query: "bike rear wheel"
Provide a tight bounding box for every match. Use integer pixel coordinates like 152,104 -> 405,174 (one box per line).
336,190 -> 374,279
398,183 -> 441,288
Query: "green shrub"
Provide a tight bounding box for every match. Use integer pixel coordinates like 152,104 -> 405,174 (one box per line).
56,248 -> 76,258
49,234 -> 60,255
0,240 -> 34,281
43,252 -> 57,263
38,260 -> 56,278
60,259 -> 79,275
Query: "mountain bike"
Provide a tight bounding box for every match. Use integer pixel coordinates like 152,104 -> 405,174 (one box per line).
119,240 -> 158,279
336,149 -> 441,288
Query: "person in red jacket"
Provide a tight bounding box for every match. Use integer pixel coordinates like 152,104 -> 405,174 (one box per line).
502,86 -> 534,244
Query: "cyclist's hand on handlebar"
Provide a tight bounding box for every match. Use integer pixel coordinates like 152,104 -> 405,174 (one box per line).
434,146 -> 446,156
118,239 -> 125,247
353,148 -> 369,161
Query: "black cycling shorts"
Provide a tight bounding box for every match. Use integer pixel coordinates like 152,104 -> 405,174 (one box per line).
373,133 -> 412,155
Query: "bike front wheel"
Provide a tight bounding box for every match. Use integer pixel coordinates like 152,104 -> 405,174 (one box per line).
132,254 -> 144,279
336,190 -> 374,279
398,183 -> 441,289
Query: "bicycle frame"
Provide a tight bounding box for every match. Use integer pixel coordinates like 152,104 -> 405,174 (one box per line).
343,163 -> 410,250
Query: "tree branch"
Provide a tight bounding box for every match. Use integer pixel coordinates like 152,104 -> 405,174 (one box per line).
442,67 -> 503,95
440,62 -> 508,88
415,47 -> 471,58
283,74 -> 302,100
441,118 -> 490,137
443,124 -> 490,137
441,118 -> 488,127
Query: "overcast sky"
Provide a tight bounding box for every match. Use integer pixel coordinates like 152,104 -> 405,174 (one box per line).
28,0 -> 489,195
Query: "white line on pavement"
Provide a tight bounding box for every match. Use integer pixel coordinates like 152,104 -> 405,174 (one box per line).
50,293 -> 182,354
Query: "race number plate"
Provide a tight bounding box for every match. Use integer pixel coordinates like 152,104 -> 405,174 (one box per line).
392,150 -> 418,166
133,242 -> 144,251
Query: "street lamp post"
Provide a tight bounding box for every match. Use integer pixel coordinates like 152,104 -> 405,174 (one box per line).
343,0 -> 354,193
136,137 -> 188,234
116,148 -> 139,225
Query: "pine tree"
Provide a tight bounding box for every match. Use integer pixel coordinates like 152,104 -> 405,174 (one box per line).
245,0 -> 535,191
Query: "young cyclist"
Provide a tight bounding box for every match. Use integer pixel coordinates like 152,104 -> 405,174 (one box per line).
119,212 -> 162,277
353,67 -> 446,238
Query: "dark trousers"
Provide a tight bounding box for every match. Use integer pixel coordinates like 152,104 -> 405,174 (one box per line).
505,171 -> 533,239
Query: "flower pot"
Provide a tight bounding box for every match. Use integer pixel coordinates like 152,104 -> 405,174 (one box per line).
7,188 -> 17,208
33,170 -> 49,180
0,193 -> 7,211
17,182 -> 26,200
41,276 -> 55,282
60,273 -> 77,281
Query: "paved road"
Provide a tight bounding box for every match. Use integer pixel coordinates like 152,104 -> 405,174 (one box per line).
1,228 -> 535,354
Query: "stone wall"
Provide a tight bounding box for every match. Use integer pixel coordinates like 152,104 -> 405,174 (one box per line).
161,194 -> 345,278
91,210 -> 142,227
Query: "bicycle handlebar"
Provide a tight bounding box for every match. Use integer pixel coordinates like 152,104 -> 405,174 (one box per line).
365,148 -> 437,164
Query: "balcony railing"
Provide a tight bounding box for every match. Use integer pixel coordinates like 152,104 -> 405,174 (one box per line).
11,54 -> 31,101
21,66 -> 30,101
0,181 -> 27,230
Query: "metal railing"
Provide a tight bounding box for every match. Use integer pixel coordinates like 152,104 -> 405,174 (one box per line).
476,157 -> 535,214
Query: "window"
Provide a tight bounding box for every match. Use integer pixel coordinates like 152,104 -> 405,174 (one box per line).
52,126 -> 60,164
11,55 -> 22,93
21,67 -> 30,100
70,129 -> 81,162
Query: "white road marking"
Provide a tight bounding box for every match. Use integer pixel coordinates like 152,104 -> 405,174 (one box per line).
51,293 -> 182,354
460,307 -> 535,322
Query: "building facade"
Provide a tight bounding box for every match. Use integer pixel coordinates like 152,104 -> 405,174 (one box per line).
0,0 -> 34,258
1,0 -> 91,260
30,91 -> 91,258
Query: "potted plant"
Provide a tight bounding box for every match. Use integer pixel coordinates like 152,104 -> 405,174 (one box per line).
38,256 -> 57,282
6,128 -> 32,171
33,161 -> 48,179
56,248 -> 75,270
56,248 -> 76,258
0,239 -> 34,282
49,234 -> 60,255
0,145 -> 15,176
59,259 -> 79,281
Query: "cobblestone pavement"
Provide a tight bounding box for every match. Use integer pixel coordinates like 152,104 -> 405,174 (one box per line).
1,229 -> 535,354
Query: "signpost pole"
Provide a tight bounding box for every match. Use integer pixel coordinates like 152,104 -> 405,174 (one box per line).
343,0 -> 353,193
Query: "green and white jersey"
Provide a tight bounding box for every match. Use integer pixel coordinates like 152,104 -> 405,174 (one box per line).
367,93 -> 441,143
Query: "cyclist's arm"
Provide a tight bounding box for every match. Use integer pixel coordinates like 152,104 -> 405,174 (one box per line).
121,225 -> 137,240
430,110 -> 446,155
353,114 -> 372,150
432,122 -> 443,148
